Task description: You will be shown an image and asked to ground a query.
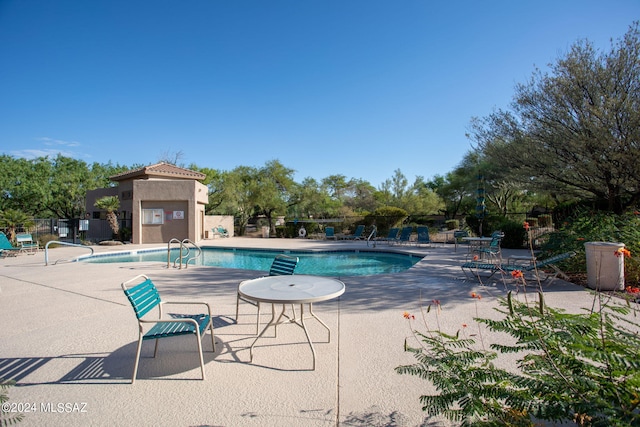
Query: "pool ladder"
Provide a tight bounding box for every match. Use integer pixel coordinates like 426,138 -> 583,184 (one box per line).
167,238 -> 202,269
366,225 -> 377,247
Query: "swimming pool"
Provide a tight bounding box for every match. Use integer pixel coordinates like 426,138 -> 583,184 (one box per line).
83,247 -> 422,276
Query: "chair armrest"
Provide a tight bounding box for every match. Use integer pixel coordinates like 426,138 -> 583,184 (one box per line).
139,317 -> 199,327
161,301 -> 213,316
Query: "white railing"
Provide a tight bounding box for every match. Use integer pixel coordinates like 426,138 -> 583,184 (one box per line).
167,238 -> 202,269
366,225 -> 377,247
45,241 -> 94,266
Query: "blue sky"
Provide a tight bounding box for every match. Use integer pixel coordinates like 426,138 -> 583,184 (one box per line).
0,1 -> 637,188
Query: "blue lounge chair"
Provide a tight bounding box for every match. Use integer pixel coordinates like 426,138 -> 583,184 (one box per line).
212,225 -> 229,238
392,226 -> 413,245
378,227 -> 400,245
235,254 -> 299,334
16,233 -> 39,254
462,251 -> 576,284
341,225 -> 365,240
0,232 -> 20,257
416,226 -> 431,246
324,226 -> 337,240
503,251 -> 577,284
121,274 -> 215,383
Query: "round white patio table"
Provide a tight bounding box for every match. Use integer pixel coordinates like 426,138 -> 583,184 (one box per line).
238,275 -> 345,370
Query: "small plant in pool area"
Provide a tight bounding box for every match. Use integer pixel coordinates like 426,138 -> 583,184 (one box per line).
396,284 -> 640,426
397,220 -> 640,426
0,378 -> 24,426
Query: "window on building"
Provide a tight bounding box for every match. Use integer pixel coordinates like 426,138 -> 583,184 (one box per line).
142,209 -> 164,225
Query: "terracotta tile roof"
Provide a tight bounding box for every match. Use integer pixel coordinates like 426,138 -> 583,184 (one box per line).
110,162 -> 206,181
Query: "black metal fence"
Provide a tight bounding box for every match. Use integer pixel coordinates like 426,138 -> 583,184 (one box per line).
2,218 -> 132,244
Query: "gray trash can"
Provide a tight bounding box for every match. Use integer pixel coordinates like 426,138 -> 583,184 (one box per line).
584,242 -> 625,291
261,226 -> 270,238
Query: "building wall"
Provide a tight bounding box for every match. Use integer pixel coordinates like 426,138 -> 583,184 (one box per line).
140,200 -> 189,243
204,215 -> 235,238
131,179 -> 208,244
87,176 -> 211,244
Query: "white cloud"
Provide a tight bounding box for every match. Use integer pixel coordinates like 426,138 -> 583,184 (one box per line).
10,148 -> 76,159
36,137 -> 81,147
8,136 -> 88,159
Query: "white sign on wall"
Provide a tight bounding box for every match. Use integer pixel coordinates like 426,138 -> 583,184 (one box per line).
173,211 -> 184,220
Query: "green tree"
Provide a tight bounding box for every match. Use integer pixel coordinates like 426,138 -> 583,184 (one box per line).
0,208 -> 35,242
254,160 -> 296,233
94,196 -> 120,238
322,174 -> 350,202
225,165 -> 259,235
291,177 -> 340,219
471,22 -> 640,213
0,155 -> 53,216
380,169 -> 444,215
344,178 -> 378,213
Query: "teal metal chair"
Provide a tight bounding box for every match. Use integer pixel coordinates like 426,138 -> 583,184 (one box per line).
416,226 -> 431,246
16,233 -> 39,253
341,225 -> 365,240
378,227 -> 400,244
0,232 -> 20,257
121,274 -> 215,384
473,233 -> 504,262
392,226 -> 413,245
324,226 -> 336,240
235,254 -> 299,334
212,225 -> 229,238
462,251 -> 576,284
503,251 -> 577,284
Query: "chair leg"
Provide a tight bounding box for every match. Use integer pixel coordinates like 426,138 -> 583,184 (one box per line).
153,338 -> 160,357
195,330 -> 206,380
209,318 -> 216,353
131,336 -> 144,384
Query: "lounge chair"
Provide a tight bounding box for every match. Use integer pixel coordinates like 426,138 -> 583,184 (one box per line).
392,226 -> 413,245
212,225 -> 229,238
0,232 -> 20,257
503,251 -> 577,284
16,233 -> 39,254
462,251 -> 576,284
324,226 -> 337,240
415,226 -> 431,246
341,225 -> 365,240
378,227 -> 400,245
235,254 -> 299,334
121,274 -> 215,383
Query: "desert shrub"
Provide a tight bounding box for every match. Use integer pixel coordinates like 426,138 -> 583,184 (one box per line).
37,234 -> 60,248
495,218 -> 527,249
537,214 -> 552,227
445,219 -> 459,230
365,206 -> 408,236
397,291 -> 640,426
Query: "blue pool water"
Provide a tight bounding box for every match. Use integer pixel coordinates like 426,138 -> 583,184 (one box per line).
83,248 -> 422,276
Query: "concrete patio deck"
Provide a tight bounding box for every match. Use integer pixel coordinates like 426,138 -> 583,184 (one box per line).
0,237 -> 594,426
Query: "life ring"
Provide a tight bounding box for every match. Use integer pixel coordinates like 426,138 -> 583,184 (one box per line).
298,227 -> 307,238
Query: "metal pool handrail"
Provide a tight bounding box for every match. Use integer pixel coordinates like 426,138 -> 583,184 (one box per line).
167,238 -> 202,269
45,241 -> 94,266
366,225 -> 377,247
